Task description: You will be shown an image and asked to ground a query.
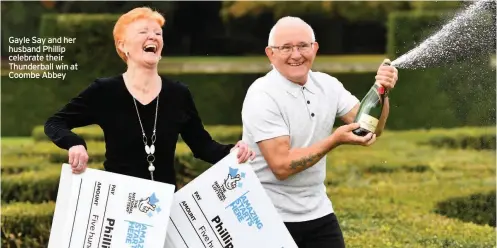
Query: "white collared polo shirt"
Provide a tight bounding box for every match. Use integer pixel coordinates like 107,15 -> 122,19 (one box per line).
241,68 -> 359,222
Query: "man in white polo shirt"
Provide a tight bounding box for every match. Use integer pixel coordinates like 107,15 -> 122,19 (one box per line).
241,16 -> 398,247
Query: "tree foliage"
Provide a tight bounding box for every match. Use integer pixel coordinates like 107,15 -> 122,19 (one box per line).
220,1 -> 463,23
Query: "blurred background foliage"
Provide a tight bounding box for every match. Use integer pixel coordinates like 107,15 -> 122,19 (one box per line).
1,0 -> 464,56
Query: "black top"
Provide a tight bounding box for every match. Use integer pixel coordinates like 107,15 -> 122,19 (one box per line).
44,74 -> 234,186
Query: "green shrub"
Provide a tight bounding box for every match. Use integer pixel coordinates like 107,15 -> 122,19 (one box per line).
174,142 -> 211,188
32,124 -> 104,142
365,164 -> 431,174
427,134 -> 496,150
3,13 -> 124,137
1,163 -> 103,204
1,141 -> 214,203
2,126 -> 495,247
178,125 -> 243,143
32,124 -> 243,144
1,156 -> 48,175
434,190 -> 496,227
387,11 -> 451,59
39,14 -> 125,82
2,166 -> 62,203
1,202 -> 54,248
1,145 -> 200,203
1,76 -> 59,137
22,141 -> 106,164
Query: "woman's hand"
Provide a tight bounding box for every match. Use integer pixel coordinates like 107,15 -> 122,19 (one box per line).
232,140 -> 256,163
68,145 -> 89,174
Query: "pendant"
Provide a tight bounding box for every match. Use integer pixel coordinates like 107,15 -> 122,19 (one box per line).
145,145 -> 155,155
148,162 -> 155,172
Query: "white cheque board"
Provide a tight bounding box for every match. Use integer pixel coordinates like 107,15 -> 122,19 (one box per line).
164,150 -> 298,248
48,163 -> 176,248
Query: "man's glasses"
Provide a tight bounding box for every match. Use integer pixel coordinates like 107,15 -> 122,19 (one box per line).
269,42 -> 314,55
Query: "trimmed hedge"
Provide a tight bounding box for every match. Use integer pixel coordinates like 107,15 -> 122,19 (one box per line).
1,143 -> 218,203
3,14 -> 124,137
427,134 -> 496,150
1,167 -> 62,204
174,142 -> 214,188
32,124 -> 243,144
364,164 -> 431,174
1,142 -> 204,203
39,14 -> 125,81
2,126 -> 495,246
1,163 -> 105,204
435,190 -> 496,227
22,141 -> 107,164
32,125 -> 105,142
3,70 -> 374,136
1,202 -> 54,248
1,156 -> 48,175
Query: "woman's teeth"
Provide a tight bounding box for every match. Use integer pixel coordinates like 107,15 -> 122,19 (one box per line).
143,44 -> 157,53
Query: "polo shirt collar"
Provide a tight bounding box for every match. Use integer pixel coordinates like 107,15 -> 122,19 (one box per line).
270,68 -> 317,98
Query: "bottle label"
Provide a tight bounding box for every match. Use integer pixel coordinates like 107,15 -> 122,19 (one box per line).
358,114 -> 379,132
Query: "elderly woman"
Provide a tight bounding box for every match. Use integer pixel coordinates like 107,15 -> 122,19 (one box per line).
44,7 -> 254,185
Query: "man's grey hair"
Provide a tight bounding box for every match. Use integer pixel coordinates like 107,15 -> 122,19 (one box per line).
267,16 -> 316,47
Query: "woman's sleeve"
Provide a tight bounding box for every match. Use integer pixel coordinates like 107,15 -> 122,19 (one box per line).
179,86 -> 235,164
44,80 -> 102,150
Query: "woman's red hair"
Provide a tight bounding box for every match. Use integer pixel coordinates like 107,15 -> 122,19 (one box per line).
113,7 -> 165,63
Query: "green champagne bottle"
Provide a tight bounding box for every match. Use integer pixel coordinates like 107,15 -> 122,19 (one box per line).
352,60 -> 391,136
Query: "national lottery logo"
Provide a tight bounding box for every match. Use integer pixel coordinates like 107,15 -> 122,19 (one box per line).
212,167 -> 246,202
126,192 -> 162,218
225,167 -> 245,190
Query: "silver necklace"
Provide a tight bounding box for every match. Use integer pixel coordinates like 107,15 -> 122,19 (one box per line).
133,96 -> 159,181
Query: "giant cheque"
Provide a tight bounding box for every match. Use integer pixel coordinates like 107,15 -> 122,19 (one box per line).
164,150 -> 298,248
48,163 -> 176,248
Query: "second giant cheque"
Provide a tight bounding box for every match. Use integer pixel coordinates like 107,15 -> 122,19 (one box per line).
164,150 -> 298,248
48,163 -> 176,248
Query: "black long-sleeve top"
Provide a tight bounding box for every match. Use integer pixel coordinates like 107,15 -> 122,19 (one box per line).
44,74 -> 234,186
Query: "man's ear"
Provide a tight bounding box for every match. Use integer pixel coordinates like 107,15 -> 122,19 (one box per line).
265,46 -> 274,63
313,41 -> 319,54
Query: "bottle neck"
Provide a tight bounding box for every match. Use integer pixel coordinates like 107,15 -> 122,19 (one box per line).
373,82 -> 387,96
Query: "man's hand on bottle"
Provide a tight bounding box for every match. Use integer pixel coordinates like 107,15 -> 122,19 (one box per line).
375,59 -> 398,91
68,145 -> 89,174
331,123 -> 376,147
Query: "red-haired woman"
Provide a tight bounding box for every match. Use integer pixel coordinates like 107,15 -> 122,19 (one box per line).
44,7 -> 255,185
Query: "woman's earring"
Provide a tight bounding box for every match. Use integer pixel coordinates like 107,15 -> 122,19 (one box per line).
125,51 -> 130,57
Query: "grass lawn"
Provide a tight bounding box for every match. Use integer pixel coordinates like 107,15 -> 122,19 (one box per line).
1,126 -> 496,247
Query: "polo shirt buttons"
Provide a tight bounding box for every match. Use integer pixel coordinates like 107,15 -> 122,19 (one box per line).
311,113 -> 315,117
307,100 -> 310,104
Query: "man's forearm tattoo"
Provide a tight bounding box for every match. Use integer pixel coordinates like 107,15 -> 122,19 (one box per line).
289,152 -> 324,170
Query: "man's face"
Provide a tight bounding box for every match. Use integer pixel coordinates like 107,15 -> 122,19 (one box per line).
265,24 -> 319,85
